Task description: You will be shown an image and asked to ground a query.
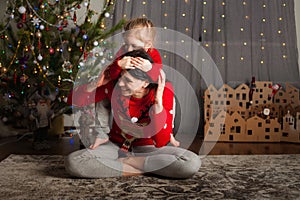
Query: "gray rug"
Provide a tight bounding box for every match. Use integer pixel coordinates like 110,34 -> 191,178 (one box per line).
0,154 -> 299,200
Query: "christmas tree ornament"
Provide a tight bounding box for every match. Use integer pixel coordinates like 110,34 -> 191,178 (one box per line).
73,11 -> 77,23
79,61 -> 85,67
93,41 -> 99,46
37,54 -> 43,61
36,31 -> 42,38
83,1 -> 89,7
18,6 -> 26,14
31,17 -> 41,26
49,47 -> 55,54
82,34 -> 88,40
104,12 -> 110,18
17,22 -> 23,29
62,61 -> 73,73
39,24 -> 45,30
22,12 -> 26,22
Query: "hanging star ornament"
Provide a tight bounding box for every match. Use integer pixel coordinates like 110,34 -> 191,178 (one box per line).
31,17 -> 41,26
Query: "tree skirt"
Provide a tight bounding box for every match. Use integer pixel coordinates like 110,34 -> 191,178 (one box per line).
0,154 -> 299,199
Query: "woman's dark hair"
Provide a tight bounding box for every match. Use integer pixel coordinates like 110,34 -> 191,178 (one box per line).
119,49 -> 154,82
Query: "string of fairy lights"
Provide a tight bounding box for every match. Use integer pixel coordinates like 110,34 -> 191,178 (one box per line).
121,0 -> 291,68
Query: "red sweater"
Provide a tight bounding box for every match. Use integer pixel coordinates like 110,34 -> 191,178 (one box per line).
107,47 -> 162,82
68,81 -> 174,147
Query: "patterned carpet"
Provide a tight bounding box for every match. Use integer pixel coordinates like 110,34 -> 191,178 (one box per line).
0,154 -> 299,200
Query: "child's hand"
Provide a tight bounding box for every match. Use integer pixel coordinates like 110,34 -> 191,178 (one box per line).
130,57 -> 152,72
117,56 -> 135,70
170,134 -> 180,147
89,138 -> 109,150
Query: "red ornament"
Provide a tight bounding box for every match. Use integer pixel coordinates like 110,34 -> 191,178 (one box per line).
22,13 -> 26,22
58,26 -> 63,31
49,48 -> 55,54
73,11 -> 77,23
17,22 -> 24,29
45,25 -> 50,31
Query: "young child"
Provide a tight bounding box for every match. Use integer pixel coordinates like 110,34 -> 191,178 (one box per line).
88,17 -> 180,149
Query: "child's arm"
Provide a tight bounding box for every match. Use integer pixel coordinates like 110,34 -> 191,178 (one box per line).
107,48 -> 163,82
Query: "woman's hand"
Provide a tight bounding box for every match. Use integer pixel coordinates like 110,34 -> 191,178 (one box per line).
154,69 -> 166,114
89,137 -> 109,150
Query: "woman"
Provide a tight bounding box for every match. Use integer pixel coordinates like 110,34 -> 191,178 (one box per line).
65,49 -> 201,178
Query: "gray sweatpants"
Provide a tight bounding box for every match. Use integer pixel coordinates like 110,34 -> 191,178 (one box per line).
65,141 -> 201,179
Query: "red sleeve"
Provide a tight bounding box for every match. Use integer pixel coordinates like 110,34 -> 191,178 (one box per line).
148,82 -> 174,147
146,48 -> 162,83
67,82 -> 114,107
107,48 -> 124,80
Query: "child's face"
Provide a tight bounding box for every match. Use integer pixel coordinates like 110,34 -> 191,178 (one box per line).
123,34 -> 150,52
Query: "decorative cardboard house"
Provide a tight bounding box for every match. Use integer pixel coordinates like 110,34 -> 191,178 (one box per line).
204,81 -> 300,143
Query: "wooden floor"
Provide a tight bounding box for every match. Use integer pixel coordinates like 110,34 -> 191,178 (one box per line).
1,133 -> 300,162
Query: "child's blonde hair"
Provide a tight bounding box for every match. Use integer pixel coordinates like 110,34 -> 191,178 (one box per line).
123,17 -> 156,48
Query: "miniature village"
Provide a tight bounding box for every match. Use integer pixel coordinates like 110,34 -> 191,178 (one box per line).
204,78 -> 300,143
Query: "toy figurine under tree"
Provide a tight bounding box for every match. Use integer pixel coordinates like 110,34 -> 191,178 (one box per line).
29,94 -> 54,150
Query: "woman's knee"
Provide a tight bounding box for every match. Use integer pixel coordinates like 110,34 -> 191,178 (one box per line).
177,151 -> 201,178
64,154 -> 83,177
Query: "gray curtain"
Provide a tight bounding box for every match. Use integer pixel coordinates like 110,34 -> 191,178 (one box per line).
108,0 -> 300,139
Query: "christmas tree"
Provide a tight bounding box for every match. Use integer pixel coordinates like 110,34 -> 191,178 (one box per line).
0,0 -> 124,127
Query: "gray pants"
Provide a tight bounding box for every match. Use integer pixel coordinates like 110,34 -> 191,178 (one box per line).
65,141 -> 201,179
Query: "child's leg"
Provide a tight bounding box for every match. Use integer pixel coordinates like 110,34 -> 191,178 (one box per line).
95,99 -> 111,139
